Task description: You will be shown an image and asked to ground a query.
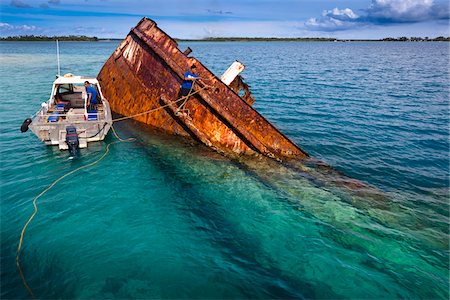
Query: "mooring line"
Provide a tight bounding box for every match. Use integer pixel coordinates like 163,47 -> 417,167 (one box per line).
111,83 -> 206,123
16,125 -> 135,299
17,83 -> 205,298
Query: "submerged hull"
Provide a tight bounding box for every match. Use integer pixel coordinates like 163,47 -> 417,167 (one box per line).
98,18 -> 308,159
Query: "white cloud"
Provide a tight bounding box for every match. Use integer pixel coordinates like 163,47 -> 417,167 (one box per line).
366,0 -> 436,22
305,17 -> 359,32
0,22 -> 40,36
305,0 -> 449,31
305,7 -> 361,31
323,8 -> 359,21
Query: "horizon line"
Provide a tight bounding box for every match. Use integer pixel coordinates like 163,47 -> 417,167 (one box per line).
1,35 -> 449,42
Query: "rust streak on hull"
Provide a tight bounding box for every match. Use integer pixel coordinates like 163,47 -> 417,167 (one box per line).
98,18 -> 309,159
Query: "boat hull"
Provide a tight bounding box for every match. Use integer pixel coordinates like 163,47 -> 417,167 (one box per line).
98,18 -> 308,159
30,120 -> 111,149
30,101 -> 112,150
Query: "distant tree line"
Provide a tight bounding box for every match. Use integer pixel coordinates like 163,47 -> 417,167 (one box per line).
179,36 -> 450,42
0,35 -> 99,41
1,35 -> 448,42
381,36 -> 449,42
178,37 -> 338,42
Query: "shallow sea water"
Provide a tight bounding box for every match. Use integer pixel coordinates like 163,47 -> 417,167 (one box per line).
0,41 -> 449,299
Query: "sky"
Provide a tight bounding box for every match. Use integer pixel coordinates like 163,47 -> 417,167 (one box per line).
0,0 -> 449,39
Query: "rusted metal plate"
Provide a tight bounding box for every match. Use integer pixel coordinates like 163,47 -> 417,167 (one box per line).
98,17 -> 309,159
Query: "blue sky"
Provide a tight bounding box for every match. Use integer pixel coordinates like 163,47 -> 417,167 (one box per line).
0,0 -> 449,38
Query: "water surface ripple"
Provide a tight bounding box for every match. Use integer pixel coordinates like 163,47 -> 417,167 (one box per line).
1,41 -> 448,299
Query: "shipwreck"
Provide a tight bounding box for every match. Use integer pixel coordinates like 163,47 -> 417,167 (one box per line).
98,18 -> 309,159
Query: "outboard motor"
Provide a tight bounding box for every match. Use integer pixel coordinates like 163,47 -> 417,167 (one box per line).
65,126 -> 80,157
20,118 -> 32,132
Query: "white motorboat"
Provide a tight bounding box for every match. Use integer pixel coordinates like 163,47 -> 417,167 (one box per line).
22,73 -> 112,155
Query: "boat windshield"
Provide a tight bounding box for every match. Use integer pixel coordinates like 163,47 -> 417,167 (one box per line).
57,83 -> 73,94
55,83 -> 99,95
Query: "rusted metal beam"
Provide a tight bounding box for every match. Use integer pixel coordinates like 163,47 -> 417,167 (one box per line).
160,95 -> 223,154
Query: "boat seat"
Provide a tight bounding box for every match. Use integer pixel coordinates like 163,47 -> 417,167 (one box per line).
55,104 -> 66,111
87,109 -> 98,121
48,112 -> 61,122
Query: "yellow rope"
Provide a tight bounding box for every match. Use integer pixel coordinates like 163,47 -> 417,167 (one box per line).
110,125 -> 136,142
17,81 -> 205,298
111,83 -> 205,123
16,125 -> 134,299
176,83 -> 195,114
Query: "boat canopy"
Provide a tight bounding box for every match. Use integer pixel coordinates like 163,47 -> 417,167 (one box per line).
53,74 -> 99,85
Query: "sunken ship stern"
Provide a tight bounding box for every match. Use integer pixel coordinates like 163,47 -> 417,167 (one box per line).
98,18 -> 308,159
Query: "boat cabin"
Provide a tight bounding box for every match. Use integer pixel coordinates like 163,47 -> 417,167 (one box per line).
51,74 -> 103,109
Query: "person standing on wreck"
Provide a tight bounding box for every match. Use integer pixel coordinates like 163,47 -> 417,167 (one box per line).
179,65 -> 200,99
84,81 -> 98,111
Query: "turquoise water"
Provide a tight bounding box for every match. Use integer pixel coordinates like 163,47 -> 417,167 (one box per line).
1,41 -> 449,299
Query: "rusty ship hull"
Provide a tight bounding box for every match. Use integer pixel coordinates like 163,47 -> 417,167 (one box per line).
98,18 -> 308,159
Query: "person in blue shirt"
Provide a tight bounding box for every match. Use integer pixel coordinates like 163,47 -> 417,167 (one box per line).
84,81 -> 98,111
178,65 -> 200,99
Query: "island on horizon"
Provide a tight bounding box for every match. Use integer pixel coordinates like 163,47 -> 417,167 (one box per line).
0,35 -> 100,41
1,35 -> 449,42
